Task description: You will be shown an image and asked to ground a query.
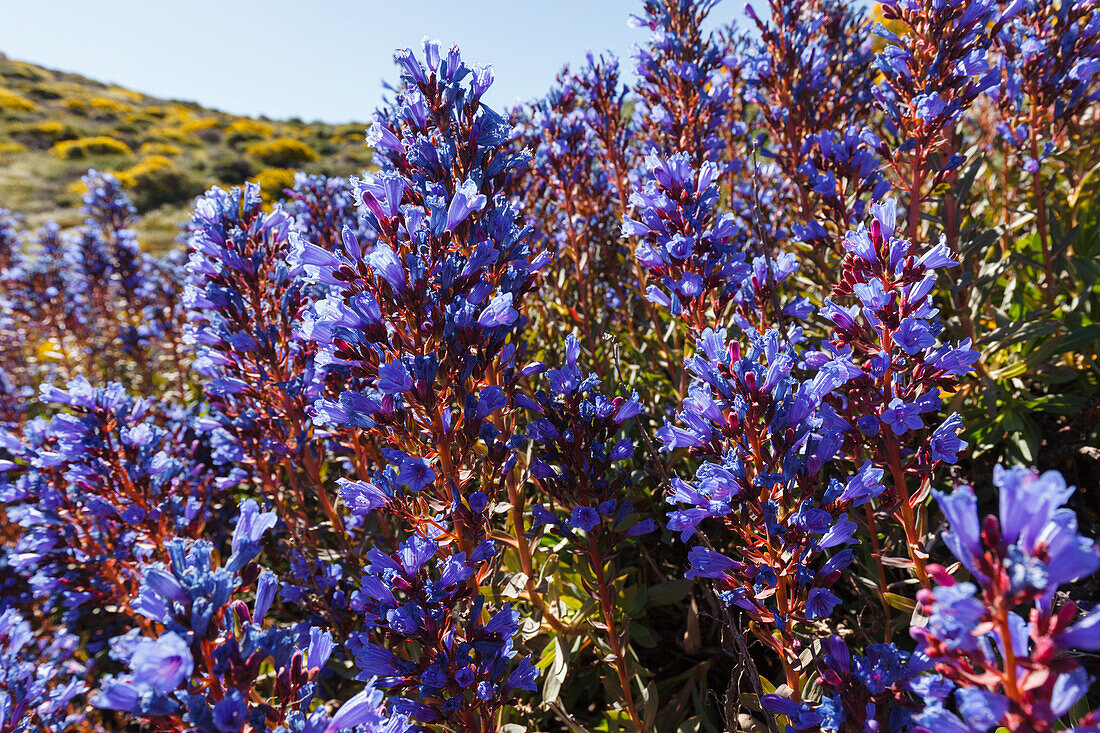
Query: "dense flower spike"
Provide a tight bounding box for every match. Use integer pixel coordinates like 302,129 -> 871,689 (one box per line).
297,39 -> 542,551
872,0 -> 1003,236
630,0 -> 734,164
806,635 -> 932,732
814,198 -> 978,584
185,182 -> 345,548
987,0 -> 1100,306
745,0 -> 885,280
663,327 -> 860,690
624,153 -> 754,328
516,54 -> 638,340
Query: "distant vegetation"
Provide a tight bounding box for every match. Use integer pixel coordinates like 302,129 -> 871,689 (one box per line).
0,52 -> 370,252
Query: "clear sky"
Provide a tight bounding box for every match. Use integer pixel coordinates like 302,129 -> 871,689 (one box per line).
0,1 -> 747,124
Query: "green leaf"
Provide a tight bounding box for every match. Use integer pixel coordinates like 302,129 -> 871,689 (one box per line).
646,579 -> 693,607
884,592 -> 917,613
542,636 -> 568,705
621,584 -> 647,618
630,623 -> 658,648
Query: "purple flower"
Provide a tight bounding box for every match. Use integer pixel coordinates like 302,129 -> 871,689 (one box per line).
130,632 -> 193,694
881,397 -> 923,435
838,461 -> 885,506
254,571 -> 277,623
368,245 -> 406,292
378,360 -> 413,394
895,317 -> 935,355
934,486 -> 982,573
507,656 -> 538,692
569,506 -> 601,532
445,178 -> 487,231
1056,606 -> 1100,651
477,293 -> 518,329
213,691 -> 247,732
325,684 -> 396,733
806,588 -> 841,619
230,500 -> 277,556
929,413 -> 967,463
955,688 -> 1008,730
397,455 -> 435,492
914,92 -> 946,122
685,547 -> 741,580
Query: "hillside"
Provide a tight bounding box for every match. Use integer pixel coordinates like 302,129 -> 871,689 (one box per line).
0,52 -> 371,252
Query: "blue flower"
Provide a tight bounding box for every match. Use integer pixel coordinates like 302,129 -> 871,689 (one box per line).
378,360 -> 413,394
569,506 -> 601,532
129,631 -> 193,694
806,587 -> 842,619
445,178 -> 487,231
881,397 -> 923,435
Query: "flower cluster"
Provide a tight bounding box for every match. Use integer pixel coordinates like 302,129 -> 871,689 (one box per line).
0,608 -> 86,732
662,328 -> 860,687
296,40 -> 543,549
1,377 -> 221,628
347,535 -> 535,727
185,183 -> 344,549
814,198 -> 978,582
872,0 -> 1002,231
290,40 -> 545,724
526,335 -> 643,523
630,0 -> 735,164
624,153 -> 752,327
910,466 -> 1100,731
518,53 -> 637,332
93,499 -> 406,733
744,0 -> 884,274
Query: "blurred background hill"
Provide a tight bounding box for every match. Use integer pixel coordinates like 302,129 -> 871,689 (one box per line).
0,52 -> 371,253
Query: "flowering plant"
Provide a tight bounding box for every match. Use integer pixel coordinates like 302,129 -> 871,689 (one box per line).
0,2 -> 1098,732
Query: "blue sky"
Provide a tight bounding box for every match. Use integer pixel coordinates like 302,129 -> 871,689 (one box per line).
0,1 -> 746,123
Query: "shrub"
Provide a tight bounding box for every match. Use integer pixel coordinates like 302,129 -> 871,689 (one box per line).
244,137 -> 318,167
143,125 -> 201,147
50,136 -> 133,160
0,141 -> 28,154
210,153 -> 258,184
182,117 -> 219,133
87,96 -> 133,121
106,86 -> 143,103
183,117 -> 222,144
16,120 -> 84,148
0,88 -> 37,114
250,167 -> 297,203
0,59 -> 52,81
225,118 -> 274,147
114,155 -> 204,211
138,141 -> 183,156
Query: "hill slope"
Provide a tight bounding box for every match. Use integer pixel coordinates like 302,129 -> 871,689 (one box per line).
0,53 -> 371,252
